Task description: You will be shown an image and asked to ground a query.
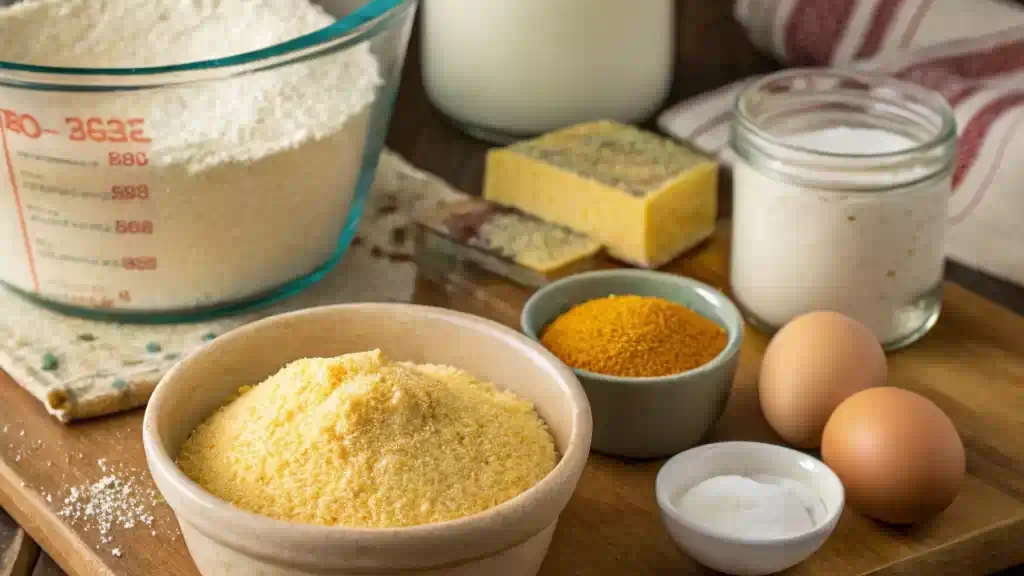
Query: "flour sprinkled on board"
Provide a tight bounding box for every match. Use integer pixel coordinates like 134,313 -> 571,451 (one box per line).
57,459 -> 178,555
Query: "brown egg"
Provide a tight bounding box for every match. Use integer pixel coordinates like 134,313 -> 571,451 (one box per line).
822,387 -> 966,525
758,311 -> 887,448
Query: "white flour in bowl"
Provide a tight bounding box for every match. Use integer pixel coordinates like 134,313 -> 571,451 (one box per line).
0,0 -> 382,312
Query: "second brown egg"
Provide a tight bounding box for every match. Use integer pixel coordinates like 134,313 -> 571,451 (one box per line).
822,387 -> 966,525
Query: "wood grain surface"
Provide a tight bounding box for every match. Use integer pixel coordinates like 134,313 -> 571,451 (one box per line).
414,224 -> 1024,576
1,3 -> 1023,576
3,221 -> 1022,576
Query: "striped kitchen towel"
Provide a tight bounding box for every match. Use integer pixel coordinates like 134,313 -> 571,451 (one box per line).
659,0 -> 1024,287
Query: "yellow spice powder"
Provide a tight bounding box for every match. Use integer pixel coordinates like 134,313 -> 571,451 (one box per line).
541,294 -> 728,378
177,349 -> 557,528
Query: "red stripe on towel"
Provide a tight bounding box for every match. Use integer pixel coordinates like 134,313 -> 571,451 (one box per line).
947,86 -> 982,107
954,92 -> 1024,189
785,0 -> 861,65
951,107 -> 1024,225
898,36 -> 1024,82
856,0 -> 907,59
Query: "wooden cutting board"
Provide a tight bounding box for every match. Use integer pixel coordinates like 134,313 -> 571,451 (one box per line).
0,222 -> 1022,576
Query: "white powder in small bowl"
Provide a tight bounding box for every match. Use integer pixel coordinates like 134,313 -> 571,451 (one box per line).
674,474 -> 826,539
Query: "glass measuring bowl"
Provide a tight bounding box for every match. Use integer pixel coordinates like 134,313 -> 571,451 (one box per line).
0,0 -> 417,323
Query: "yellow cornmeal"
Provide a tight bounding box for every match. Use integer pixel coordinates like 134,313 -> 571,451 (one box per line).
177,350 -> 557,528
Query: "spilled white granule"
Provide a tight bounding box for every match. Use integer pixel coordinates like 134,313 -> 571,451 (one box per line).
57,460 -> 169,555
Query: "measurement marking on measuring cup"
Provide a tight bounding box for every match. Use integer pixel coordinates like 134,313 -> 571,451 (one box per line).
0,107 -> 154,302
0,108 -> 39,292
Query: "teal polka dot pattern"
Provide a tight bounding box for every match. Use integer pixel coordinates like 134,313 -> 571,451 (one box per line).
0,152 -> 458,422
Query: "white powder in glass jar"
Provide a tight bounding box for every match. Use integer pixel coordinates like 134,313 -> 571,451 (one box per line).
783,127 -> 918,155
730,126 -> 949,346
0,0 -> 381,312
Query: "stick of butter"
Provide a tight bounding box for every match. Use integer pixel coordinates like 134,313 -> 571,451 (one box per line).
414,197 -> 603,288
484,120 -> 718,268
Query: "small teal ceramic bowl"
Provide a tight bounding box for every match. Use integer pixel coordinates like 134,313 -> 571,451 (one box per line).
522,270 -> 744,460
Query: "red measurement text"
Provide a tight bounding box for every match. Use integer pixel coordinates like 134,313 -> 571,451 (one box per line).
0,110 -> 153,144
66,117 -> 150,143
111,185 -> 150,200
1,109 -> 42,139
109,152 -> 149,167
116,220 -> 154,235
122,256 -> 157,271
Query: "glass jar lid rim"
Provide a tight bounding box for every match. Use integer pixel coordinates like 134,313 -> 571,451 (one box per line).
732,68 -> 958,160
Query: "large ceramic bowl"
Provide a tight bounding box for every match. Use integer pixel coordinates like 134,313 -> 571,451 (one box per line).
143,303 -> 592,575
522,269 -> 743,460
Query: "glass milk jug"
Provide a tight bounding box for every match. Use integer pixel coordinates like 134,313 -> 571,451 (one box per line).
421,0 -> 674,143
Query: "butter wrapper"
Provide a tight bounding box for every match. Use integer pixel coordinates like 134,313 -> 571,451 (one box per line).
414,197 -> 603,288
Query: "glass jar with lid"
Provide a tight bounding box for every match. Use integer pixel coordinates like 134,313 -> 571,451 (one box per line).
729,69 -> 958,350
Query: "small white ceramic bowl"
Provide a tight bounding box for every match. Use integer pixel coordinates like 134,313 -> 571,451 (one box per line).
143,303 -> 592,576
655,442 -> 844,576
